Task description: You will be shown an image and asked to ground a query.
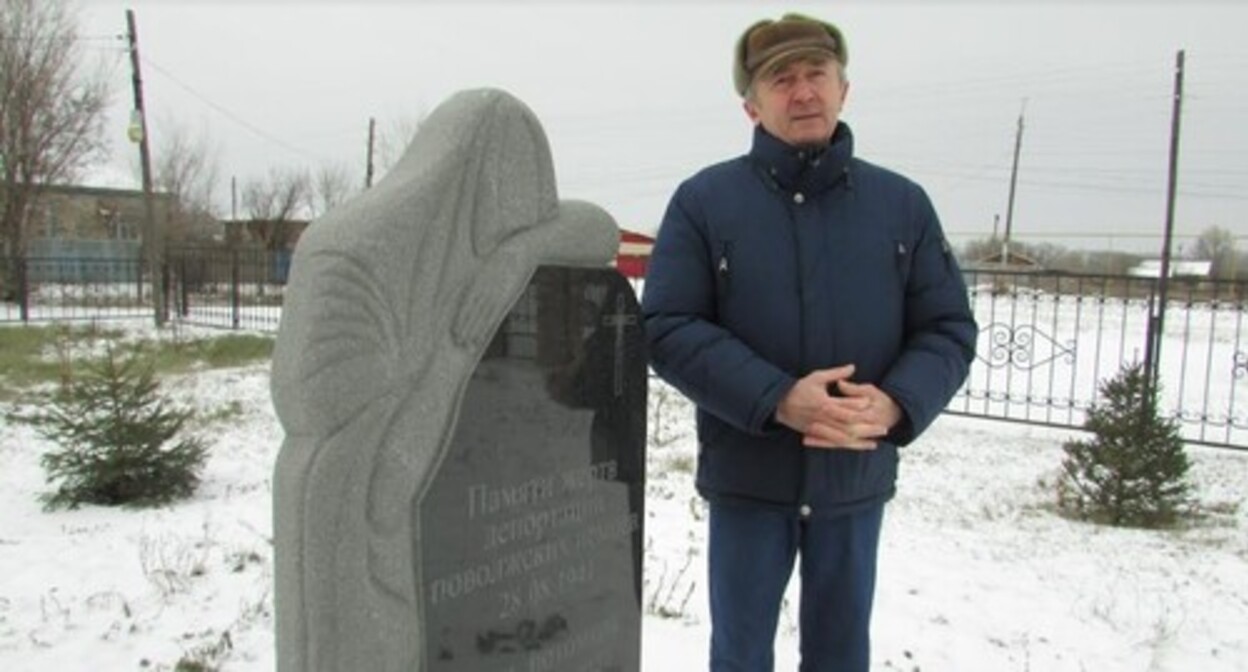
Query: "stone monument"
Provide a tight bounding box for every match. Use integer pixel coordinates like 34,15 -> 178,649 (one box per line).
271,89 -> 644,672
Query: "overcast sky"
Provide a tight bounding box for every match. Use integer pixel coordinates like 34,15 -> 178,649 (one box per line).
77,1 -> 1248,252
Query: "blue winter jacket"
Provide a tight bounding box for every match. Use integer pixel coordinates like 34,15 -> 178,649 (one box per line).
642,123 -> 977,516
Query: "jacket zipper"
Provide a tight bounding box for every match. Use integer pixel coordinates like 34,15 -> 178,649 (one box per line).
787,195 -> 809,512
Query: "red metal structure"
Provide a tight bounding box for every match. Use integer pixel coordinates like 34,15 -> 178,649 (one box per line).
616,230 -> 654,279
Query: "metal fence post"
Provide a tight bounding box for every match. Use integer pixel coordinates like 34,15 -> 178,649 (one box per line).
18,256 -> 29,322
179,253 -> 190,318
1142,277 -> 1159,393
159,261 -> 171,325
231,247 -> 241,329
1146,268 -> 1172,403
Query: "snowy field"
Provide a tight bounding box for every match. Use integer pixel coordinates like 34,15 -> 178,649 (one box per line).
0,320 -> 1246,671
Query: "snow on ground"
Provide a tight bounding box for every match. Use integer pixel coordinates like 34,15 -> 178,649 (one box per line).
1,321 -> 1246,671
645,385 -> 1248,672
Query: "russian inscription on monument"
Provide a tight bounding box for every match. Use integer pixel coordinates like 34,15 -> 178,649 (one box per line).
419,266 -> 645,671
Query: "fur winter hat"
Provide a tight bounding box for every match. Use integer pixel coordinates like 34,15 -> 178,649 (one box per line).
734,13 -> 847,96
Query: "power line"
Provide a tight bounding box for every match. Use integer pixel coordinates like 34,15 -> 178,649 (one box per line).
138,55 -> 328,164
80,34 -> 126,43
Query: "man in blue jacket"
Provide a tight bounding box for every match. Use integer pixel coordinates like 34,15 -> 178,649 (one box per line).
642,13 -> 977,672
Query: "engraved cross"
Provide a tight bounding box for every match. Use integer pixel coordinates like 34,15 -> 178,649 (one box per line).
602,293 -> 637,397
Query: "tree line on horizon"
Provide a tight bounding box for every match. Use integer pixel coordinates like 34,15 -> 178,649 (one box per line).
958,226 -> 1243,280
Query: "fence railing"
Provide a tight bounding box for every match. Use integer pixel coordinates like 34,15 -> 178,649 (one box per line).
953,268 -> 1248,449
1,248 -> 285,331
6,253 -> 1248,449
0,255 -> 153,323
166,247 -> 285,333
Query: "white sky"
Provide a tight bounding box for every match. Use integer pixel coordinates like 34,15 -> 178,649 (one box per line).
77,1 -> 1248,251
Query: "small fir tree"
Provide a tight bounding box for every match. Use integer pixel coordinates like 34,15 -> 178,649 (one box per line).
14,342 -> 207,509
1057,361 -> 1191,527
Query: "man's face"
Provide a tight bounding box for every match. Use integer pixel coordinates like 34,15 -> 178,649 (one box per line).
744,56 -> 848,148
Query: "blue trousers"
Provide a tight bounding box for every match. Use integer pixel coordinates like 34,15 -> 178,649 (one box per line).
707,501 -> 885,672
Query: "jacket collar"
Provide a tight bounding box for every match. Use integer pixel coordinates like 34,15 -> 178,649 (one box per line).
749,122 -> 854,194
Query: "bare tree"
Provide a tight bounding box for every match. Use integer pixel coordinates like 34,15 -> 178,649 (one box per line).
152,117 -> 221,243
309,161 -> 355,218
241,166 -> 310,251
0,0 -> 110,294
1191,225 -> 1237,279
958,235 -> 1000,265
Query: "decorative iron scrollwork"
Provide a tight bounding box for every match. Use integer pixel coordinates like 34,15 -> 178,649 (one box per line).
977,323 -> 1076,371
1235,351 -> 1248,380
1172,407 -> 1248,432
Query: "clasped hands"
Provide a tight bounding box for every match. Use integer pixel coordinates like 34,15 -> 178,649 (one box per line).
774,364 -> 902,451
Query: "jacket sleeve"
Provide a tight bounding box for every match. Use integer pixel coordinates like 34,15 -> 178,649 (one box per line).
878,189 -> 977,445
642,181 -> 796,435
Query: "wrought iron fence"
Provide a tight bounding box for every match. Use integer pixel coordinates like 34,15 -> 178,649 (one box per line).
0,255 -> 153,323
953,268 -> 1248,449
166,246 -> 285,333
7,252 -> 1248,450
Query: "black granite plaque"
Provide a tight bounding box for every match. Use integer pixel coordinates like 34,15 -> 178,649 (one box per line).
417,266 -> 646,672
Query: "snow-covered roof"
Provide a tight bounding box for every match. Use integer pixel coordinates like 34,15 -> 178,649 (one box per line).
1128,259 -> 1213,278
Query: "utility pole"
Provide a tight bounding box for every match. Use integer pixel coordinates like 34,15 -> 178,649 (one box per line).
365,117 -> 377,188
1001,101 -> 1026,266
126,9 -> 165,326
1144,49 -> 1186,391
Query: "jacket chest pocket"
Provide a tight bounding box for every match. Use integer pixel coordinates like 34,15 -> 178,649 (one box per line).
894,239 -> 912,289
938,235 -> 958,278
714,239 -> 734,294
891,233 -> 958,295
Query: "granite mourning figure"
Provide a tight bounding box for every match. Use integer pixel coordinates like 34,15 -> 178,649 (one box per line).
271,89 -> 619,672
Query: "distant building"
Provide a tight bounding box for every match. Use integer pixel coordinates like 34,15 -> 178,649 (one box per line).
28,184 -> 173,242
1128,260 -> 1212,279
966,247 -> 1043,272
18,185 -> 173,283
